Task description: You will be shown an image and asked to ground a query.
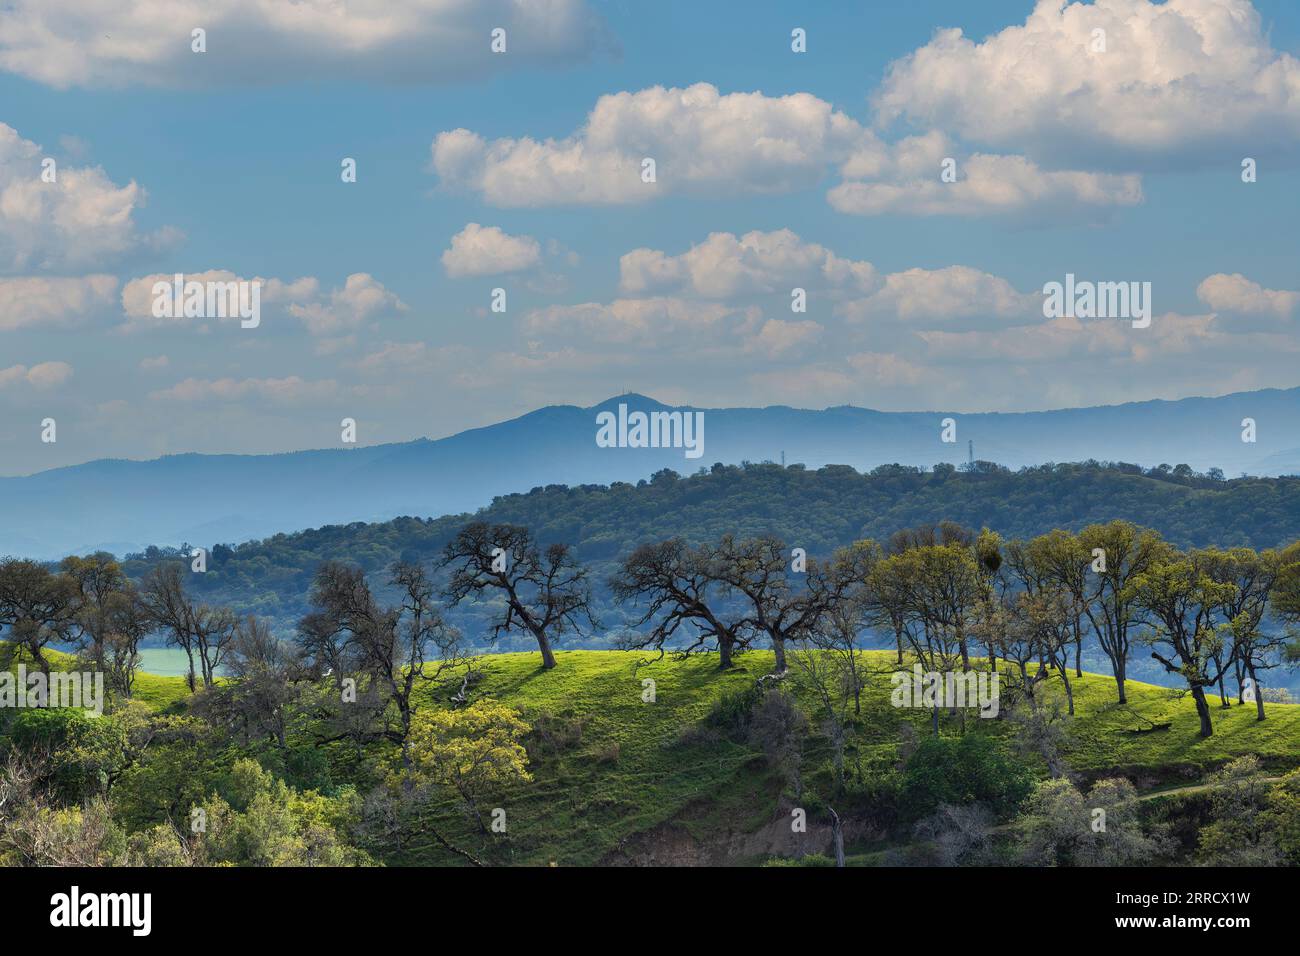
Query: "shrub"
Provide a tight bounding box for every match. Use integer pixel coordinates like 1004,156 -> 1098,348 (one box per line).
900,733 -> 1035,822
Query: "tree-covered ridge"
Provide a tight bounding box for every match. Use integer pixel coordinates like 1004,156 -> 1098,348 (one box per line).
118,460 -> 1300,637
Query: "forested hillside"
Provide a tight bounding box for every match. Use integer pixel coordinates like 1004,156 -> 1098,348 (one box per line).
116,460 -> 1300,649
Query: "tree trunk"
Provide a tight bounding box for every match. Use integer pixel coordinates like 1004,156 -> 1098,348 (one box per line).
1191,684 -> 1214,738
1058,665 -> 1074,716
1114,659 -> 1127,705
1217,668 -> 1230,708
1248,662 -> 1265,722
532,627 -> 557,669
1018,661 -> 1036,711
771,634 -> 786,673
399,703 -> 413,773
511,587 -> 556,668
718,635 -> 734,670
829,807 -> 845,868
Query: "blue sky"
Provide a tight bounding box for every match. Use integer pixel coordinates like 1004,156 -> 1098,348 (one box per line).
1,0 -> 1299,475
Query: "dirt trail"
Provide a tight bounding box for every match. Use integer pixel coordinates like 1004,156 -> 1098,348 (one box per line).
1131,775 -> 1283,801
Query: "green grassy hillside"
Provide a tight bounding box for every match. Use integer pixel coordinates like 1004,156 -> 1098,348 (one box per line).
401,651 -> 1300,865
45,646 -> 1300,864
4,644 -> 1295,866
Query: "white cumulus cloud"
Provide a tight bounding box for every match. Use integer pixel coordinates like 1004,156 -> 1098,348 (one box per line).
433,83 -> 1146,220
0,275 -> 117,330
0,0 -> 613,89
287,273 -> 407,335
874,0 -> 1300,168
1197,273 -> 1300,328
0,123 -> 175,273
442,223 -> 542,277
620,229 -> 879,299
830,136 -> 1142,218
838,266 -> 1041,330
432,83 -> 866,206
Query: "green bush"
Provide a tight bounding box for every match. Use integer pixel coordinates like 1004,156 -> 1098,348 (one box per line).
901,733 -> 1035,822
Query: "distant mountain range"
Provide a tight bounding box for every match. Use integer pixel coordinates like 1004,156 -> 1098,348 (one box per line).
3,387 -> 1299,559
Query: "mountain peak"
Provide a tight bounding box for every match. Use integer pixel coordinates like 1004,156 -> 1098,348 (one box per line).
588,392 -> 674,411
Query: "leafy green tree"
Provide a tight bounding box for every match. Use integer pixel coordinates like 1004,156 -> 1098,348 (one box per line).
110,715 -> 222,834
1196,756 -> 1281,865
902,541 -> 984,673
61,553 -> 129,671
3,704 -> 156,805
0,792 -> 128,866
132,758 -> 369,866
1198,546 -> 1284,719
0,558 -> 76,674
1130,556 -> 1238,737
1269,540 -> 1300,666
102,586 -> 152,696
1076,522 -> 1170,704
1010,530 -> 1090,676
407,700 -> 531,836
996,588 -> 1079,718
1019,777 -> 1162,866
1263,769 -> 1300,866
900,734 -> 1034,822
871,535 -> 987,734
